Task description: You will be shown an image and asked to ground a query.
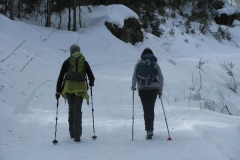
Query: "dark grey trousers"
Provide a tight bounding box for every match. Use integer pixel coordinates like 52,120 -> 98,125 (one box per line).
66,93 -> 83,136
139,89 -> 158,131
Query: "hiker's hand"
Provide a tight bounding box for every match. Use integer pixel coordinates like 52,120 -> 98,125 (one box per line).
89,82 -> 94,87
55,93 -> 60,100
158,92 -> 162,98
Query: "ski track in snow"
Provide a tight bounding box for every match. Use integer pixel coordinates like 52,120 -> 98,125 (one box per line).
13,80 -> 53,115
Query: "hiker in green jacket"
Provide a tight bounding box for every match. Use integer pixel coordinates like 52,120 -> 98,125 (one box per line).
56,44 -> 95,142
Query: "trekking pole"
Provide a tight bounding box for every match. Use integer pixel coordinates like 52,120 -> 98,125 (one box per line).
132,90 -> 135,141
91,87 -> 97,140
52,99 -> 59,145
160,97 -> 172,141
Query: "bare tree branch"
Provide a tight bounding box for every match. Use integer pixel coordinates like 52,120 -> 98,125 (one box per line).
1,40 -> 26,63
20,52 -> 38,72
224,105 -> 232,115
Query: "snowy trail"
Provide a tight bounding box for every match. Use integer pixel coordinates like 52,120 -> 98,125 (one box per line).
2,106 -> 237,160
2,61 -> 240,160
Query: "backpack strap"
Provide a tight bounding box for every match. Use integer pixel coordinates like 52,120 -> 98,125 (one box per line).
76,57 -> 79,73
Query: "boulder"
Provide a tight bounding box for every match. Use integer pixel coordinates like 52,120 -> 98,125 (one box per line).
105,17 -> 143,45
214,13 -> 240,26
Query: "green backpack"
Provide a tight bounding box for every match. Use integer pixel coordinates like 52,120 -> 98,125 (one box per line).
65,52 -> 85,81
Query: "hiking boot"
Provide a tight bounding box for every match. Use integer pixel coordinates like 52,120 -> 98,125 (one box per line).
146,130 -> 154,139
74,135 -> 81,142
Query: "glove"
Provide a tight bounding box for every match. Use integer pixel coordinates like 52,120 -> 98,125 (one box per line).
55,93 -> 60,100
86,83 -> 89,90
158,92 -> 162,98
89,82 -> 94,87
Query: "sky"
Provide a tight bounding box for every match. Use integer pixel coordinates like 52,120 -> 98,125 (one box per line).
0,3 -> 240,160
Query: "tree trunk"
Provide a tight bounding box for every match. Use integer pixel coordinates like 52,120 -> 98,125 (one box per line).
45,0 -> 51,27
4,0 -> 8,14
176,0 -> 181,10
73,0 -> 77,31
35,1 -> 42,21
10,0 -> 14,20
17,0 -> 21,19
78,4 -> 82,28
58,13 -> 62,30
68,7 -> 71,31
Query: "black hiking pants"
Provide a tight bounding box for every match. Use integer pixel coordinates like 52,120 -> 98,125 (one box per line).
139,89 -> 158,131
66,93 -> 83,137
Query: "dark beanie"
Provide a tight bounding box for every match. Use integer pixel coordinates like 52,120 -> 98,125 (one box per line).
70,44 -> 80,54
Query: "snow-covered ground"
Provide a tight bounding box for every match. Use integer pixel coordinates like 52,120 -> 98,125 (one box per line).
0,5 -> 240,160
227,0 -> 240,7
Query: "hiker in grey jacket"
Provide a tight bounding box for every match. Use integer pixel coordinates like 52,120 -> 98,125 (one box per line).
131,48 -> 164,139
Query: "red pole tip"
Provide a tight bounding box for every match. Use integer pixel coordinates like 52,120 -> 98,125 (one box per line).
167,137 -> 172,141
